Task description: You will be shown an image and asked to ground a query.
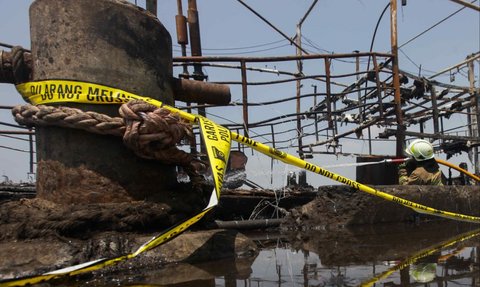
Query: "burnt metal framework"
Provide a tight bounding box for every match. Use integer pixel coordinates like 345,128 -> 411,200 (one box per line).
0,51 -> 479,183
172,52 -> 480,176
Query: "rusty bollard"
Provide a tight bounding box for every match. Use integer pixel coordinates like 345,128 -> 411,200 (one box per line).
29,0 -> 177,204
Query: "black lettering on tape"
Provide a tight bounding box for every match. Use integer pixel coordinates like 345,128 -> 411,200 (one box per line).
87,87 -> 99,102
218,127 -> 230,143
304,162 -> 317,172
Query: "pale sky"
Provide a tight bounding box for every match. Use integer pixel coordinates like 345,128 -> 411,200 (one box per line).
1,0 -> 479,187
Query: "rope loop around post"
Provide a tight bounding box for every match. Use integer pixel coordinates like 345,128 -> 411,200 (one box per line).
11,101 -> 208,180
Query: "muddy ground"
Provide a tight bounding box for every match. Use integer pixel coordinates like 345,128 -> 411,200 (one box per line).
0,183 -> 479,280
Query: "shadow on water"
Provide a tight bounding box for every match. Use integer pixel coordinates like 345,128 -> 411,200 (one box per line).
50,221 -> 479,287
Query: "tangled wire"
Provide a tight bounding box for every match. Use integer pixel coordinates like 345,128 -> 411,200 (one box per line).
12,100 -> 208,181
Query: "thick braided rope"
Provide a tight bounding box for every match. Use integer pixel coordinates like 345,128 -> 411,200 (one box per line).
13,104 -> 125,136
119,100 -> 196,166
12,102 -> 203,170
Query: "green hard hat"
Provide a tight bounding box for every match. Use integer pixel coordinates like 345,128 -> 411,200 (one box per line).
405,139 -> 435,161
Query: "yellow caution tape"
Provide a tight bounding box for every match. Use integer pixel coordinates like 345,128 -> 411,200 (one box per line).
360,227 -> 480,287
232,132 -> 480,223
3,79 -> 479,286
197,116 -> 231,198
16,80 -> 480,223
1,80 -> 229,287
0,208 -> 214,287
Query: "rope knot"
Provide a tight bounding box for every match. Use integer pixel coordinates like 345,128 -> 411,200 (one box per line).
119,100 -> 194,164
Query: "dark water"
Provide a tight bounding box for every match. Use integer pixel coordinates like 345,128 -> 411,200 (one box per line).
54,221 -> 479,287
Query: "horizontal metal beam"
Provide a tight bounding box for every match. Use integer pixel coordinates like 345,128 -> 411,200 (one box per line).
174,52 -> 393,63
379,128 -> 480,142
0,130 -> 34,135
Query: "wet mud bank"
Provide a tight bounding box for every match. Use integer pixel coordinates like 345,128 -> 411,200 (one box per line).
0,183 -> 258,280
0,184 -> 478,280
283,185 -> 480,229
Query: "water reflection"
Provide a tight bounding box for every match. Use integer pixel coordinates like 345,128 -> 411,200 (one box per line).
64,221 -> 479,287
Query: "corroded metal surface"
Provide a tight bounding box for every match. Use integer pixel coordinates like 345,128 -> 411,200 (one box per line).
29,0 -> 176,203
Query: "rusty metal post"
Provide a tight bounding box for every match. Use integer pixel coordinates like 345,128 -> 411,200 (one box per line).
355,51 -> 363,122
430,86 -> 440,134
187,0 -> 206,158
467,56 -> 479,177
176,0 -> 190,78
295,24 -> 304,159
28,128 -> 34,175
187,0 -> 204,81
324,58 -> 333,129
312,85 -> 319,142
390,0 -> 405,157
240,60 -> 249,137
372,55 -> 384,118
29,0 -> 177,204
146,0 -> 157,15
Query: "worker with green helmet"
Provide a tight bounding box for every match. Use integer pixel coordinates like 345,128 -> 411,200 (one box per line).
398,139 -> 446,185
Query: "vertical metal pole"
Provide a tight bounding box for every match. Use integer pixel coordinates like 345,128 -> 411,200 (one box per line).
28,128 -> 34,175
187,0 -> 206,157
176,0 -> 197,154
296,24 -> 304,159
146,0 -> 157,15
372,55 -> 384,118
187,0 -> 206,133
430,85 -> 440,134
468,56 -> 479,177
176,0 -> 189,78
187,0 -> 204,81
312,85 -> 319,142
324,58 -> 333,129
270,124 -> 275,185
368,126 -> 372,155
390,0 -> 405,157
355,51 -> 363,122
241,60 -> 249,138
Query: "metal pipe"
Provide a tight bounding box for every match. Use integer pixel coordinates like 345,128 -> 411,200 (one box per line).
324,58 -> 333,129
468,55 -> 480,177
390,0 -> 405,157
176,0 -> 189,78
0,130 -> 34,135
448,0 -> 480,11
309,118 -> 382,147
428,52 -> 480,79
187,0 -> 204,81
296,24 -> 303,159
430,86 -> 440,134
312,85 -> 319,142
236,0 -> 309,55
381,128 -> 480,142
146,0 -> 157,15
298,0 -> 318,27
171,78 -> 231,105
241,60 -> 249,137
28,128 -> 34,174
174,51 -> 393,63
213,218 -> 284,230
372,55 -> 384,118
